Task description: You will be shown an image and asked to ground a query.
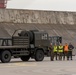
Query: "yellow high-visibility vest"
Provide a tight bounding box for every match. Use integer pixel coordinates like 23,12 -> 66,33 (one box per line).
58,46 -> 63,52
53,46 -> 57,52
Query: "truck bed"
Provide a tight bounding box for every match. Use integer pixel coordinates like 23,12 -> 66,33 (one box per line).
0,45 -> 29,49
0,36 -> 29,49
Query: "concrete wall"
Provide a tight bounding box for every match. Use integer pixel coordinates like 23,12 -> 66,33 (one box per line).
0,9 -> 76,25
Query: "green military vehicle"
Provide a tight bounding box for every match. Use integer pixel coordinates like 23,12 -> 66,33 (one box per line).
0,29 -> 50,63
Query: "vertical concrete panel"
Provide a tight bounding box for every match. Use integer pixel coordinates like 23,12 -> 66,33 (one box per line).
0,9 -> 5,22
73,13 -> 76,24
48,11 -> 57,24
56,12 -> 65,24
29,11 -> 38,23
13,10 -> 21,23
21,10 -> 29,23
3,10 -> 10,22
66,13 -> 74,24
8,10 -> 15,23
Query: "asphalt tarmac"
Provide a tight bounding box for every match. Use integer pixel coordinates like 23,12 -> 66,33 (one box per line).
0,56 -> 76,75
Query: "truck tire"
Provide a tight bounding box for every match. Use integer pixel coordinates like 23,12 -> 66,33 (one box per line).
1,50 -> 11,63
35,50 -> 44,61
20,56 -> 30,61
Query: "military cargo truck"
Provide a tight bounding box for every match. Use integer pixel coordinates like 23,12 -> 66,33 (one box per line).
0,29 -> 50,63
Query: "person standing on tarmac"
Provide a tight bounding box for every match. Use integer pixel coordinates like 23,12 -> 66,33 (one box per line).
58,43 -> 63,60
63,43 -> 69,60
49,43 -> 54,61
68,43 -> 74,60
53,43 -> 58,60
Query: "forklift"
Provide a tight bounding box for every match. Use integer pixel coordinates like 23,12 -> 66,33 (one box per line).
49,36 -> 62,45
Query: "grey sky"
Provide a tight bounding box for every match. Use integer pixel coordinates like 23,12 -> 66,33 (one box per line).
7,0 -> 76,11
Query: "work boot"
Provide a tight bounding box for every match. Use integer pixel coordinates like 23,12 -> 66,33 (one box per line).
51,58 -> 54,61
71,59 -> 72,60
67,58 -> 69,60
63,58 -> 65,60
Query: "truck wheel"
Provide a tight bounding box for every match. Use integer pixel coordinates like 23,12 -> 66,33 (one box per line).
35,50 -> 44,61
20,56 -> 30,61
1,50 -> 11,63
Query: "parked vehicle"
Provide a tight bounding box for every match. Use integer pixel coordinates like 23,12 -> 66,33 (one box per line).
0,29 -> 50,63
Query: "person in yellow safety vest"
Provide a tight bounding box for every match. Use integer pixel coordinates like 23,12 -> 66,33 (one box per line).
53,44 -> 58,60
58,43 -> 63,60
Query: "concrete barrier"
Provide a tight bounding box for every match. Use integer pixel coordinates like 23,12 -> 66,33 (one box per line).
0,9 -> 76,24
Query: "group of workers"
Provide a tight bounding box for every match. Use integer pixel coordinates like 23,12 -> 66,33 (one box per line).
49,43 -> 74,61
